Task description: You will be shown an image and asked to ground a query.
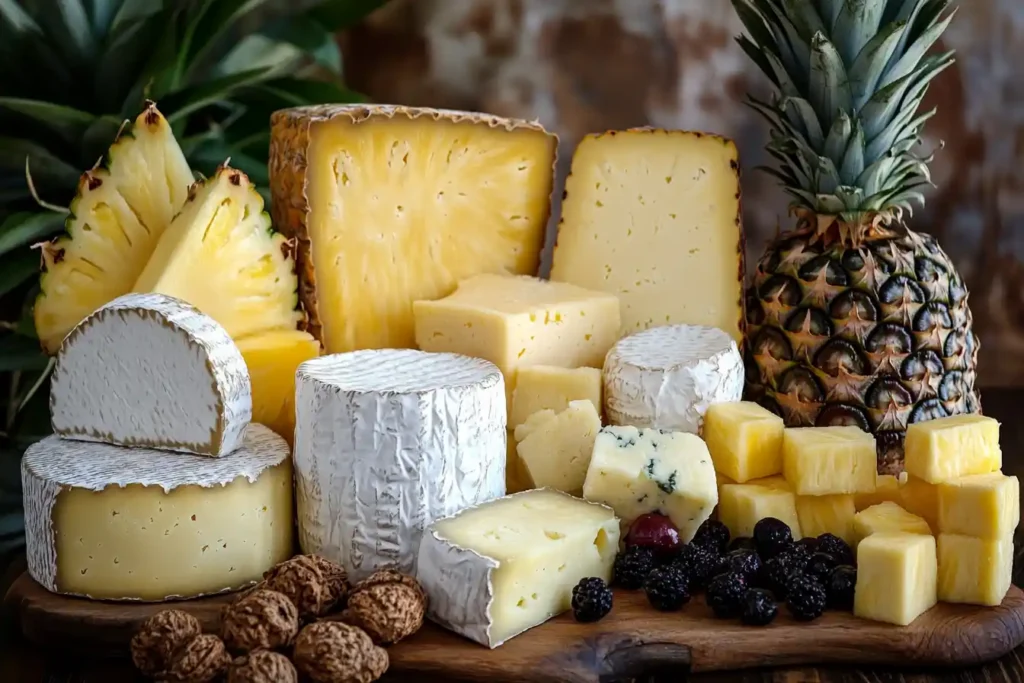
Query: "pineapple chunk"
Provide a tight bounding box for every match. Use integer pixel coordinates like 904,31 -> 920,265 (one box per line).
510,366 -> 602,429
855,473 -> 904,511
937,472 -> 1020,540
937,534 -> 1014,606
235,330 -> 320,446
752,475 -> 792,491
795,495 -> 856,544
134,165 -> 302,340
269,105 -> 557,354
782,427 -> 876,495
905,414 -> 1001,483
35,104 -> 194,354
717,483 -> 802,540
899,475 -> 939,529
703,401 -> 784,483
854,533 -> 937,626
513,400 -> 601,495
852,502 -> 932,544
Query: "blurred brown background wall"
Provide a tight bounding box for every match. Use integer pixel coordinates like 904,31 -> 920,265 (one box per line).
339,0 -> 1023,387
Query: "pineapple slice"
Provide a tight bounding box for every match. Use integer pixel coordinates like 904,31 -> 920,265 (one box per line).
852,502 -> 932,545
782,426 -> 876,495
854,533 -> 937,626
34,103 -> 193,353
937,534 -> 1014,606
703,401 -> 784,483
134,165 -> 302,339
905,414 -> 1001,483
235,330 -> 320,446
936,472 -> 1020,540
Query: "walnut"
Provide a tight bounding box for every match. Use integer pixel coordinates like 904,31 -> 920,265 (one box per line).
221,588 -> 299,653
161,634 -> 230,683
227,650 -> 298,683
131,609 -> 202,676
354,568 -> 426,601
262,555 -> 330,619
339,570 -> 426,645
293,621 -> 388,683
310,554 -> 350,611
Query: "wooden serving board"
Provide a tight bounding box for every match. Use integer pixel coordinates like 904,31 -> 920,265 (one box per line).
7,571 -> 1024,682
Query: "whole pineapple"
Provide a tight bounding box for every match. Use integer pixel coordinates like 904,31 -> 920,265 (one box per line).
734,0 -> 980,474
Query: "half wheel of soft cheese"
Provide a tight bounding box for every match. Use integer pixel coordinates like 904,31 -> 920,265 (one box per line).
294,349 -> 506,581
22,424 -> 293,601
603,324 -> 743,433
49,292 -> 251,457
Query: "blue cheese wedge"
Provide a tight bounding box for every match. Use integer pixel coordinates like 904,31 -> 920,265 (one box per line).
416,488 -> 619,648
49,293 -> 251,457
582,425 -> 718,542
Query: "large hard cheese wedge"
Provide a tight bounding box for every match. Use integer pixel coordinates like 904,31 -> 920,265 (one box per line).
269,104 -> 557,354
417,488 -> 619,648
50,293 -> 251,457
294,349 -> 506,581
22,424 -> 292,601
550,129 -> 744,340
603,324 -> 743,433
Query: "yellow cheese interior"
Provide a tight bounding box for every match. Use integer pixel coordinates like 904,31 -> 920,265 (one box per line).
703,401 -> 784,483
514,401 -> 601,496
510,365 -> 602,429
852,501 -> 932,545
904,414 -> 1001,483
782,426 -> 876,495
937,472 -> 1020,540
937,533 -> 1013,606
854,532 -> 937,626
795,494 -> 856,544
717,483 -> 802,540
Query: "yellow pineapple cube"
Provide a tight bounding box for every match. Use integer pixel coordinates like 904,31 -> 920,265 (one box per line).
703,401 -> 784,483
899,475 -> 940,529
795,495 -> 856,544
905,414 -> 1001,484
752,475 -> 792,491
717,484 -> 802,540
852,502 -> 932,544
937,534 -> 1014,607
782,426 -> 876,495
510,365 -> 602,429
854,532 -> 937,626
937,472 -> 1020,540
855,474 -> 904,511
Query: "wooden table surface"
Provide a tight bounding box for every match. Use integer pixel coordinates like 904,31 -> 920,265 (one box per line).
4,389 -> 1024,683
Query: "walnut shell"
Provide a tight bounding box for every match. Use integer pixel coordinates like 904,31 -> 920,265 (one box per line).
131,609 -> 202,677
221,588 -> 299,653
228,649 -> 298,683
293,621 -> 388,683
354,568 -> 426,602
161,634 -> 230,683
262,555 -> 328,619
340,581 -> 425,645
310,554 -> 350,611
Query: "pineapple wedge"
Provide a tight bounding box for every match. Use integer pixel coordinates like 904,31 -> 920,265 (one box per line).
134,164 -> 302,339
34,103 -> 193,353
905,414 -> 1001,483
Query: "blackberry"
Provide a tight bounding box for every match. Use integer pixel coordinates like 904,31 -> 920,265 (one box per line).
644,565 -> 691,611
781,541 -> 813,568
727,536 -> 757,554
805,552 -> 837,584
741,588 -> 778,626
827,565 -> 857,611
795,537 -> 819,554
673,543 -> 717,590
753,517 -> 793,559
613,546 -> 656,589
691,519 -> 730,555
717,549 -> 762,583
816,533 -> 855,565
759,555 -> 802,600
571,577 -> 613,622
786,574 -> 827,621
706,571 -> 748,619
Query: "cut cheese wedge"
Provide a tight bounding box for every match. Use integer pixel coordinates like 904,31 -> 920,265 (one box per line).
50,293 -> 251,457
513,400 -> 601,495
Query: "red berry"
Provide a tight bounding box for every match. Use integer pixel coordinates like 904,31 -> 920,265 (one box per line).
625,513 -> 681,555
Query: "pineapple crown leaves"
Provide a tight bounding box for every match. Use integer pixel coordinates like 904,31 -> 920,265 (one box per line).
731,0 -> 957,236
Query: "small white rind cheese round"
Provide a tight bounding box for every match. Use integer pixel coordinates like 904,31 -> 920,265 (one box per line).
603,324 -> 743,433
294,349 -> 506,581
50,292 -> 251,457
22,424 -> 293,601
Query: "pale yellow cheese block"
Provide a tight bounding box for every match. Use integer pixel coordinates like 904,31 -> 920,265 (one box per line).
514,400 -> 601,496
510,365 -> 602,429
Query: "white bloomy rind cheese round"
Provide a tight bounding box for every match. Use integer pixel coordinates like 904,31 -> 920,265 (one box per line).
603,324 -> 743,434
294,349 -> 506,581
50,292 -> 252,457
22,424 -> 293,601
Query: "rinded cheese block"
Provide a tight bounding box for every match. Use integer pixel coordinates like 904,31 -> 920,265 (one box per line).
50,293 -> 251,457
936,472 -> 1020,540
510,365 -> 602,429
21,424 -> 292,601
718,483 -> 802,540
937,533 -> 1014,606
582,425 -> 718,543
703,401 -> 784,483
782,426 -> 877,495
603,324 -> 743,434
854,532 -> 937,626
416,488 -> 619,648
513,400 -> 601,495
550,129 -> 745,340
269,104 -> 557,354
904,414 -> 1001,483
294,349 -> 506,581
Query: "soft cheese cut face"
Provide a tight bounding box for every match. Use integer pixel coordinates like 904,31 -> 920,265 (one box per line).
305,115 -> 556,354
550,131 -> 743,340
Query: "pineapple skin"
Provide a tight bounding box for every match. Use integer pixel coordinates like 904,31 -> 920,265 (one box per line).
744,228 -> 981,475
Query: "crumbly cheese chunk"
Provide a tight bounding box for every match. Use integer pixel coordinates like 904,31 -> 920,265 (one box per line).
936,472 -> 1020,540
718,483 -> 802,540
510,365 -> 602,429
782,426 -> 876,495
905,414 -> 1001,483
854,532 -> 937,626
514,400 -> 602,496
703,401 -> 784,483
937,533 -> 1014,607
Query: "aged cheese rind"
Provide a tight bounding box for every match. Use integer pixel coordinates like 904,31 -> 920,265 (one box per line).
603,324 -> 743,433
294,349 -> 506,581
22,424 -> 291,601
50,293 -> 251,457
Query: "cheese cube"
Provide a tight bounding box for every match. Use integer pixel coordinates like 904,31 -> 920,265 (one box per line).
782,426 -> 876,495
582,426 -> 717,543
417,489 -> 619,648
855,474 -> 903,511
937,472 -> 1020,540
510,365 -> 602,429
718,484 -> 802,540
514,401 -> 602,496
898,475 -> 939,529
795,495 -> 856,544
854,532 -> 937,626
937,534 -> 1014,606
703,401 -> 784,483
414,274 -> 621,407
852,502 -> 932,544
905,414 -> 1001,483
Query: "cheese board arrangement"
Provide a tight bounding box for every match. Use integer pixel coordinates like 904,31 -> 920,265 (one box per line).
7,1 -> 1024,682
